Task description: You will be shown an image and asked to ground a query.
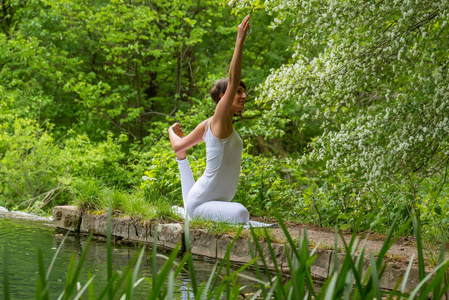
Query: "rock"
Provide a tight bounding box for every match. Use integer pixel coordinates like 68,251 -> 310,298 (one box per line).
112,216 -> 131,240
129,220 -> 152,244
189,229 -> 217,259
53,206 -> 82,232
80,211 -> 108,235
379,261 -> 420,292
157,223 -> 184,250
257,242 -> 289,270
310,250 -> 332,279
217,235 -> 255,264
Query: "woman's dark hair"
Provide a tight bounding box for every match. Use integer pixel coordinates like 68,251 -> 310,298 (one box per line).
209,79 -> 247,105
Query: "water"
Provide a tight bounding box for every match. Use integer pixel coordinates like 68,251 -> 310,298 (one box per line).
0,217 -> 262,299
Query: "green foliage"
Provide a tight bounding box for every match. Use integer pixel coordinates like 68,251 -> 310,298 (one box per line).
4,0 -> 449,249
237,150 -> 303,216
0,117 -> 66,211
61,132 -> 130,185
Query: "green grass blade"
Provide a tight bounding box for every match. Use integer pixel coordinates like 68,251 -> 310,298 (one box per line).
324,273 -> 338,300
183,217 -> 198,296
419,258 -> 449,298
148,242 -> 181,299
432,231 -> 446,298
3,242 -> 10,300
173,253 -> 190,279
274,211 -> 301,258
46,232 -> 69,280
412,212 -> 425,281
248,226 -> 272,279
331,228 -> 338,274
36,248 -> 49,300
212,283 -> 226,299
125,271 -> 134,300
96,273 -> 119,300
401,254 -> 415,297
166,270 -> 175,300
248,290 -> 262,300
247,236 -> 268,298
408,259 -> 449,300
284,246 -> 299,299
234,256 -> 259,277
202,262 -> 218,299
370,252 -> 382,300
376,215 -> 412,271
107,203 -> 113,300
211,226 -> 244,290
266,278 -> 278,299
237,273 -> 268,286
302,228 -> 317,299
438,281 -> 449,298
111,251 -> 142,296
226,237 -> 231,300
262,229 -> 287,299
73,275 -> 96,300
126,245 -> 146,300
63,233 -> 93,299
133,246 -> 146,283
152,221 -> 159,294
88,270 -> 96,300
343,270 -> 354,300
337,231 -> 365,298
62,252 -> 76,299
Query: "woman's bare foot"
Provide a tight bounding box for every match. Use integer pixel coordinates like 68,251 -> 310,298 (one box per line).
171,123 -> 184,138
169,123 -> 186,160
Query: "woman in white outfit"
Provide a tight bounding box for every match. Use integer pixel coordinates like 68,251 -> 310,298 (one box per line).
168,15 -> 251,224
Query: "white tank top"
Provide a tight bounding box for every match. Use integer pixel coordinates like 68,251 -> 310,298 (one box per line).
198,121 -> 243,202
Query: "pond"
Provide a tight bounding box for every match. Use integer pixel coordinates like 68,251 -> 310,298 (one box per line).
0,216 -> 263,299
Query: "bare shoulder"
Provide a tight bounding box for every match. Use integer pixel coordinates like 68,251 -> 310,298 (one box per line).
190,118 -> 211,137
198,118 -> 212,130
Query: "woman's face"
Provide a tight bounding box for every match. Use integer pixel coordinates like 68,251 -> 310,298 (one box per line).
230,86 -> 247,113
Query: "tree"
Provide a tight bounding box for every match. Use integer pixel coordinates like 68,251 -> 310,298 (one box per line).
233,0 -> 449,192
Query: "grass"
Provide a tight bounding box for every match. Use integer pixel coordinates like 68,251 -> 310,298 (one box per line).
71,182 -> 182,222
190,218 -> 243,236
3,206 -> 449,299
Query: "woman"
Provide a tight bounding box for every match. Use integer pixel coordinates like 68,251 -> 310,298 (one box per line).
168,15 -> 251,224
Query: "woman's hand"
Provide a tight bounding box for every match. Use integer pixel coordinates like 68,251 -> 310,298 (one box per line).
237,14 -> 251,43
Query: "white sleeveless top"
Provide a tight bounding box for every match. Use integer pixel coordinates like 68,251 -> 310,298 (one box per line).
188,121 -> 243,205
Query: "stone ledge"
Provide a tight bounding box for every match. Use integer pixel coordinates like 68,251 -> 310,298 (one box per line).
53,206 -> 82,232
52,206 -> 424,292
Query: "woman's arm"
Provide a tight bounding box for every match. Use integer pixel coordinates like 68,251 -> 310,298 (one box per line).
169,120 -> 208,154
211,15 -> 250,138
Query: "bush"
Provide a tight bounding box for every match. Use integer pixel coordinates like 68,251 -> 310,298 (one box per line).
0,118 -> 67,211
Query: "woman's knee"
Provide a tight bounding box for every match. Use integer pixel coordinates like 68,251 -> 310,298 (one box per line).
235,205 -> 250,223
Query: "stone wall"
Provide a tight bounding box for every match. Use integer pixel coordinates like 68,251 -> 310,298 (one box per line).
53,206 -> 421,292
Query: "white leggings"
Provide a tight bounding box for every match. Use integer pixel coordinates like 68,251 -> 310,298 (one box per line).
177,158 -> 250,224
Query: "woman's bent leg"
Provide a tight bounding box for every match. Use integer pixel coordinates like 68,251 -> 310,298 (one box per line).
191,201 -> 250,224
177,158 -> 195,209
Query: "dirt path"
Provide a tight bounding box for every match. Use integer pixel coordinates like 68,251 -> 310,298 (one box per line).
250,217 -> 429,267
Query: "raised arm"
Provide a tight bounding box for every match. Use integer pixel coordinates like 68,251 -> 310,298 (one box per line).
210,15 -> 251,138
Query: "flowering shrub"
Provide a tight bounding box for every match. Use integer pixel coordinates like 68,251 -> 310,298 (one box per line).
230,0 -> 449,221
